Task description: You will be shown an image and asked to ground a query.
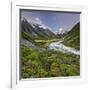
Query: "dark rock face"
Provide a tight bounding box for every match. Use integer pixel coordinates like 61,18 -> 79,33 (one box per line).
21,18 -> 56,38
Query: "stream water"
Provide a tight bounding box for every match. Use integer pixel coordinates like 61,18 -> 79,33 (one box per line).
48,41 -> 80,55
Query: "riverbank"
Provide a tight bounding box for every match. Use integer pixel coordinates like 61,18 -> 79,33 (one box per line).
48,41 -> 80,55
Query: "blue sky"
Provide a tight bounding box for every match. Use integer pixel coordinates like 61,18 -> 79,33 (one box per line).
21,10 -> 80,33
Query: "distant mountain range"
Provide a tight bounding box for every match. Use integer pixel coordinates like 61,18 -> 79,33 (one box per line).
21,18 -> 56,39
21,18 -> 80,49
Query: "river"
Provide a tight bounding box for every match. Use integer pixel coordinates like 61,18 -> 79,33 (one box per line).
48,41 -> 80,55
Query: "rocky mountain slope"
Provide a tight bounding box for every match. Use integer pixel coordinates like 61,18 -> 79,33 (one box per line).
62,22 -> 80,49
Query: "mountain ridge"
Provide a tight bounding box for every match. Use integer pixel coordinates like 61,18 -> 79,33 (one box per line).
21,18 -> 56,39
62,22 -> 80,49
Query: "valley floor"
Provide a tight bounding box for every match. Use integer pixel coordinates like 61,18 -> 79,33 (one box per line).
20,38 -> 80,79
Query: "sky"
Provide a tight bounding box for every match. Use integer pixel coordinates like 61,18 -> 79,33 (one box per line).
20,9 -> 80,33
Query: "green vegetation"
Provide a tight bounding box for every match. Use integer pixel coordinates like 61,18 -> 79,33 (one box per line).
34,39 -> 60,48
62,22 -> 80,49
20,45 -> 80,78
21,31 -> 59,48
20,21 -> 80,78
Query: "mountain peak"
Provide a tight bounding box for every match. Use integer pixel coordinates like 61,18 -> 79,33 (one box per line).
21,18 -> 56,38
55,28 -> 66,35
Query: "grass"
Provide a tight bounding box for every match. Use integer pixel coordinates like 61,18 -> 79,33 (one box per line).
34,39 -> 60,48
62,22 -> 80,50
20,45 -> 80,78
20,22 -> 80,78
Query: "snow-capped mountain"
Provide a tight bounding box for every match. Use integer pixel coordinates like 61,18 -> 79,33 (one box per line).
21,18 -> 56,38
55,28 -> 68,35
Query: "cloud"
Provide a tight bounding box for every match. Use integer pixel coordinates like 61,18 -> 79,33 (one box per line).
35,17 -> 42,24
39,24 -> 52,30
24,16 -> 52,30
27,17 -> 42,25
32,17 -> 52,30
